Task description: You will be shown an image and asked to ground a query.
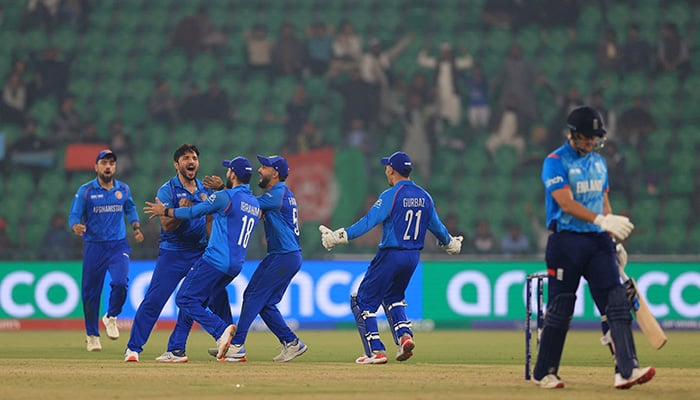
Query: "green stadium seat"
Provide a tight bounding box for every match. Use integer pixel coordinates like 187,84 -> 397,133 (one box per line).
656,224 -> 687,253
160,51 -> 189,80
619,73 -> 648,98
257,125 -> 286,154
667,172 -> 694,195
663,196 -> 691,223
191,54 -> 218,82
631,197 -> 659,229
653,73 -> 680,98
30,98 -> 57,129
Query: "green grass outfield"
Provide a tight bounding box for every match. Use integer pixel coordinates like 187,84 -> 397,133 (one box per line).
0,329 -> 698,400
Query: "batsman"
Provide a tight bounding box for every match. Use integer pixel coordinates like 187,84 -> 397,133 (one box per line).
534,106 -> 655,389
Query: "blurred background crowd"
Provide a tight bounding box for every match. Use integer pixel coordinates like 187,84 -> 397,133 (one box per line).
0,0 -> 699,261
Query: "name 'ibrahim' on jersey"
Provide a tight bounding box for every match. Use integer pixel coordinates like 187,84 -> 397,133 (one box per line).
345,180 -> 451,249
173,184 -> 259,274
542,141 -> 609,233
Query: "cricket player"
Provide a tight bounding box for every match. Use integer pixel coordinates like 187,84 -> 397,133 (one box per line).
124,144 -> 231,363
319,151 -> 463,364
205,155 -> 308,363
144,156 -> 260,360
533,106 -> 655,389
69,149 -> 144,352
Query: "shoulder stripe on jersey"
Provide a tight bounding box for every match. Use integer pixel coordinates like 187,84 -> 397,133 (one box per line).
547,153 -> 559,159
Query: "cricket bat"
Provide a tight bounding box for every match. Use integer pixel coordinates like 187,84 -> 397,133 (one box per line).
619,268 -> 668,350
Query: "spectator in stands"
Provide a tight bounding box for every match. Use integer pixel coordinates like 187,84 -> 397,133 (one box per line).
108,119 -> 133,179
545,86 -> 584,150
464,63 -> 490,130
399,92 -> 438,182
655,21 -> 691,81
500,221 -> 531,255
329,67 -> 376,131
405,72 -> 435,107
171,7 -> 226,58
33,47 -> 70,101
470,219 -> 497,254
273,22 -> 305,79
147,78 -> 177,128
327,19 -> 363,77
622,23 -> 653,73
417,42 -> 473,126
243,24 -> 274,81
178,83 -> 206,125
50,94 -> 82,144
603,140 -> 632,205
425,213 -> 466,253
200,79 -> 230,123
283,84 -> 312,137
346,118 -> 374,177
590,89 -> 616,139
485,93 -> 526,160
597,27 -> 621,74
292,121 -> 324,154
617,95 -> 656,146
305,22 -> 334,76
361,33 -> 414,125
0,73 -> 27,125
11,59 -> 43,108
8,118 -> 54,184
79,121 -> 104,144
0,216 -> 15,260
21,0 -> 59,31
492,44 -> 541,130
58,0 -> 90,33
525,203 -> 548,255
40,212 -> 80,260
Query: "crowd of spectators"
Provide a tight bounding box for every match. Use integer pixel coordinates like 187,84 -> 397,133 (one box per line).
0,0 -> 698,259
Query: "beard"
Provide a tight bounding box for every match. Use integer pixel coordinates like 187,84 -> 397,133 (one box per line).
98,172 -> 113,184
258,175 -> 270,189
226,177 -> 233,189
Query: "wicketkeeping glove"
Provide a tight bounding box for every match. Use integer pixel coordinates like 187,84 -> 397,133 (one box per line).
615,243 -> 628,270
319,225 -> 349,251
441,235 -> 463,255
594,214 -> 634,241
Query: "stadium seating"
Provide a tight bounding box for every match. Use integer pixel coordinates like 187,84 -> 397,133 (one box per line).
1,0 -> 698,258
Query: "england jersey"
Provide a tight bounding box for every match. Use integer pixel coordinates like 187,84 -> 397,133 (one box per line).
542,141 -> 609,233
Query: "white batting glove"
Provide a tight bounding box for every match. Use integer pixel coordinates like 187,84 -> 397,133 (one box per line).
594,214 -> 634,241
319,225 -> 349,251
441,235 -> 463,255
615,243 -> 628,270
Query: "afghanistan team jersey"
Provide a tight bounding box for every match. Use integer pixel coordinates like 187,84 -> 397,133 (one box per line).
156,176 -> 212,251
542,141 -> 609,233
68,178 -> 140,242
345,180 -> 451,250
257,182 -> 301,255
173,184 -> 260,274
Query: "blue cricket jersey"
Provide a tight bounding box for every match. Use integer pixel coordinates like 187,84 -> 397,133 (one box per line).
345,180 -> 451,249
68,178 -> 140,242
542,141 -> 609,233
258,182 -> 301,254
156,176 -> 212,251
173,184 -> 260,274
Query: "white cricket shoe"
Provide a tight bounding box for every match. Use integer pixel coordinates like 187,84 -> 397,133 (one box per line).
273,339 -> 308,362
614,366 -> 655,389
532,374 -> 565,389
396,335 -> 415,362
155,350 -> 189,363
220,344 -> 247,362
215,324 -> 236,359
355,351 -> 388,365
124,348 -> 139,362
102,314 -> 119,340
86,335 -> 102,352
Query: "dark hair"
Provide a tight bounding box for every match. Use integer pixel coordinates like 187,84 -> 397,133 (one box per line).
173,144 -> 200,161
